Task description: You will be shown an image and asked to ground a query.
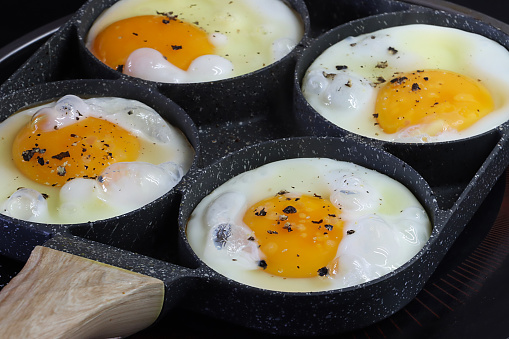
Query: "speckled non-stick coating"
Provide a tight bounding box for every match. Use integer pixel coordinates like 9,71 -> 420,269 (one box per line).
0,0 -> 509,336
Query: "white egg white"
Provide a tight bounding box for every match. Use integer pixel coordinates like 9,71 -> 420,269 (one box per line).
0,95 -> 195,224
186,158 -> 431,292
124,48 -> 235,83
86,0 -> 304,83
301,24 -> 509,142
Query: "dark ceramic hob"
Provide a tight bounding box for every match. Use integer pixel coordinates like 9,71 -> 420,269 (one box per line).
1,0 -> 509,338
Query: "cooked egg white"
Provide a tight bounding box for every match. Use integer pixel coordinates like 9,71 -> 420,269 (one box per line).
301,24 -> 509,142
86,0 -> 304,83
0,95 -> 194,224
186,158 -> 431,292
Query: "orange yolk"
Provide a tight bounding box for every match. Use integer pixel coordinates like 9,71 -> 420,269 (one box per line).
12,116 -> 140,187
375,69 -> 494,136
243,193 -> 343,278
91,14 -> 215,71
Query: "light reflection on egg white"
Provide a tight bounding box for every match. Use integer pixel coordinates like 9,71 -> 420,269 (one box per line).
302,24 -> 509,142
187,158 -> 431,292
0,95 -> 194,224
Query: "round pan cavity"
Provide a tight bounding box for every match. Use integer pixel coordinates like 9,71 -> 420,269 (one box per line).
293,9 -> 509,209
0,79 -> 199,262
75,0 -> 310,125
176,136 -> 441,335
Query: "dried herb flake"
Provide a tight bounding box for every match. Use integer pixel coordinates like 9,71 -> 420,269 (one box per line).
51,151 -> 70,160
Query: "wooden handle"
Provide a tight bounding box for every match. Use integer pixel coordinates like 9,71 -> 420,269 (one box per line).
0,246 -> 165,339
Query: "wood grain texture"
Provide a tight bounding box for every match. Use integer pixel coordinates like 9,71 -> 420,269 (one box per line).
0,246 -> 164,339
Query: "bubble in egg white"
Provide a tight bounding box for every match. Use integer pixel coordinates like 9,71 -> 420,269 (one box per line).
336,207 -> 429,286
205,192 -> 246,228
335,215 -> 400,284
206,221 -> 261,270
58,179 -> 100,217
85,96 -> 181,144
125,48 -> 234,83
2,188 -> 49,222
33,95 -> 92,131
304,69 -> 376,113
327,171 -> 382,218
97,161 -> 184,210
202,192 -> 262,270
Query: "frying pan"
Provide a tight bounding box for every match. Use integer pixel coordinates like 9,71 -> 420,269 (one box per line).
0,79 -> 201,337
1,0 -> 509,338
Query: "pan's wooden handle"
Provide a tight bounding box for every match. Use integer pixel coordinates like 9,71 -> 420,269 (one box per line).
0,246 -> 165,339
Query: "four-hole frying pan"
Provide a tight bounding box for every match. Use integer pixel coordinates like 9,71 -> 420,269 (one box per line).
1,0 -> 509,337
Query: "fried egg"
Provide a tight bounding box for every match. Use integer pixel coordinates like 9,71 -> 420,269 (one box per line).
301,24 -> 509,142
86,0 -> 304,83
186,158 -> 431,292
0,95 -> 194,224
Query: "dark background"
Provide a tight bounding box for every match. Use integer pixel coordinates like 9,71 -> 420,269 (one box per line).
0,1 -> 508,338
0,0 -> 508,48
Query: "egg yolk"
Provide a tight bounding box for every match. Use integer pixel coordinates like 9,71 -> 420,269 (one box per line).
375,69 -> 494,136
12,116 -> 140,187
243,193 -> 343,278
91,14 -> 215,71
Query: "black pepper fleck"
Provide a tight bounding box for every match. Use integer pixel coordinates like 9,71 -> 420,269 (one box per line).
317,267 -> 329,276
391,76 -> 408,85
283,206 -> 297,214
